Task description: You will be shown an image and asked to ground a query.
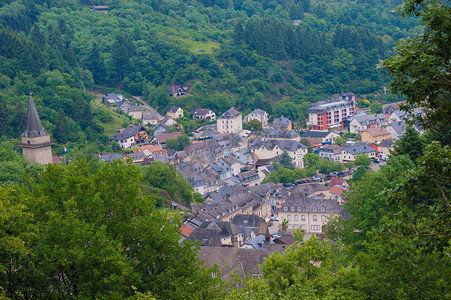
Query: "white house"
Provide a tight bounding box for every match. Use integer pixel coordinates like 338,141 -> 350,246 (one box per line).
217,107 -> 243,134
244,109 -> 269,128
193,108 -> 216,121
250,139 -> 308,168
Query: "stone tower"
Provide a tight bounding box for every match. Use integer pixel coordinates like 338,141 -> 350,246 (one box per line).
19,94 -> 54,164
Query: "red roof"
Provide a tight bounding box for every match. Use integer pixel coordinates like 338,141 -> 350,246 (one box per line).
329,178 -> 346,188
137,144 -> 163,153
179,224 -> 194,238
329,185 -> 347,196
154,132 -> 182,143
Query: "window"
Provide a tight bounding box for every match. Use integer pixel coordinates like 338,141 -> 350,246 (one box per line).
321,206 -> 325,212
321,215 -> 327,222
313,206 -> 317,212
298,207 -> 302,211
287,215 -> 292,221
291,207 -> 295,211
294,215 -> 299,221
294,224 -> 300,229
311,225 -> 321,231
313,215 -> 317,222
301,215 -> 305,221
301,224 -> 307,230
284,207 -> 288,211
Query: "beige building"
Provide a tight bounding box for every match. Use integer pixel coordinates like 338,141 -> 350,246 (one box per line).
217,107 -> 243,134
340,142 -> 377,162
250,139 -> 308,168
19,95 -> 54,164
361,127 -> 391,144
278,187 -> 343,234
301,130 -> 340,146
166,105 -> 184,119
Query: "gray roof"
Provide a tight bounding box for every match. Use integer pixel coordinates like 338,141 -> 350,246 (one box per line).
110,125 -> 147,140
232,214 -> 265,228
187,175 -> 207,188
250,139 -> 308,151
342,142 -> 376,155
273,116 -> 291,126
167,105 -> 181,113
244,234 -> 274,249
388,121 -> 407,134
246,109 -> 268,117
188,221 -> 241,246
99,153 -> 124,162
142,110 -> 163,121
22,95 -> 49,138
193,108 -> 214,116
219,107 -> 241,119
128,105 -> 142,112
262,127 -> 300,139
281,189 -> 342,214
378,139 -> 394,148
104,93 -> 122,101
302,130 -> 332,138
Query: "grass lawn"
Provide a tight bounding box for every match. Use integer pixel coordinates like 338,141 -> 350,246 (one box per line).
91,100 -> 133,134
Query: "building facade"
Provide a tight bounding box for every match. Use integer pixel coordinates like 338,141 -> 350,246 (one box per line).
308,95 -> 356,130
217,107 -> 243,134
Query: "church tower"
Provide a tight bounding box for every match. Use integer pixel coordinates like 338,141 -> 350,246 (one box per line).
19,94 -> 54,164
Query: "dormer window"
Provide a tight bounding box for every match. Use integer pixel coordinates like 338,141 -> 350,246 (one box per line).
313,206 -> 317,212
291,207 -> 295,211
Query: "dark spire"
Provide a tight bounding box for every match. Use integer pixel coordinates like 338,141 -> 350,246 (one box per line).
264,223 -> 271,247
22,93 -> 49,137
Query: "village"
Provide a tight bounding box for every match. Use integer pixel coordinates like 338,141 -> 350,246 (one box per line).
90,91 -> 424,279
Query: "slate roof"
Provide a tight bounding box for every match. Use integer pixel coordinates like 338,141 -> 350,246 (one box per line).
22,95 -> 49,138
187,175 -> 207,188
250,139 -> 308,151
244,234 -> 274,249
281,189 -> 342,214
273,234 -> 296,245
219,107 -> 241,119
142,110 -> 163,121
104,93 -> 123,101
188,221 -> 242,246
168,105 -> 181,113
302,130 -> 332,138
193,108 -> 214,116
110,125 -> 147,141
128,105 -> 142,112
153,132 -> 182,144
342,142 -> 376,155
388,121 -> 407,134
262,127 -> 300,139
273,116 -> 291,127
232,214 -> 265,228
378,139 -> 394,148
99,153 -> 124,162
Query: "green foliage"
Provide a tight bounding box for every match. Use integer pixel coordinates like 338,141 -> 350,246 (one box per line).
142,161 -> 197,207
335,137 -> 346,146
279,150 -> 295,170
165,134 -> 191,151
354,154 -> 371,167
0,160 -> 220,298
244,119 -> 262,131
303,153 -> 321,169
392,125 -> 425,162
369,101 -> 383,114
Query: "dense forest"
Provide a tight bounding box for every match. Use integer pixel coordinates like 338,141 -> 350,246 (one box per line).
0,0 -> 421,155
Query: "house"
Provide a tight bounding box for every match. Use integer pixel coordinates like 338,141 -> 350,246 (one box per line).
301,130 -> 340,146
217,107 -> 243,134
231,214 -> 267,242
188,221 -> 244,247
244,109 -> 269,128
361,127 -> 391,144
142,110 -> 163,125
378,139 -> 394,157
250,139 -> 308,168
328,177 -> 350,189
273,116 -> 292,131
109,125 -> 149,149
340,142 -> 377,162
308,95 -> 356,130
167,105 -> 184,119
210,159 -> 234,180
237,170 -> 261,187
102,93 -> 124,105
127,105 -> 143,119
193,108 -> 216,121
187,174 -> 208,195
329,185 -> 349,205
348,113 -> 388,134
386,121 -> 407,140
319,145 -> 343,162
153,116 -> 179,136
168,85 -> 190,97
150,132 -> 182,147
261,127 -> 300,142
278,186 -> 343,234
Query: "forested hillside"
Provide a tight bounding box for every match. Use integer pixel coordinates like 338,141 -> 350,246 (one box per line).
0,0 -> 420,153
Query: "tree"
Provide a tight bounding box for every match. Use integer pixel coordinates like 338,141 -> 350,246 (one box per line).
111,32 -> 136,83
53,108 -> 69,144
392,125 -> 425,162
244,119 -> 262,131
0,160 -> 221,298
369,101 -> 383,114
0,95 -> 11,137
303,153 -> 321,169
354,154 -> 371,167
165,135 -> 190,151
335,137 -> 346,146
279,150 -> 295,170
382,0 -> 451,131
351,165 -> 368,182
